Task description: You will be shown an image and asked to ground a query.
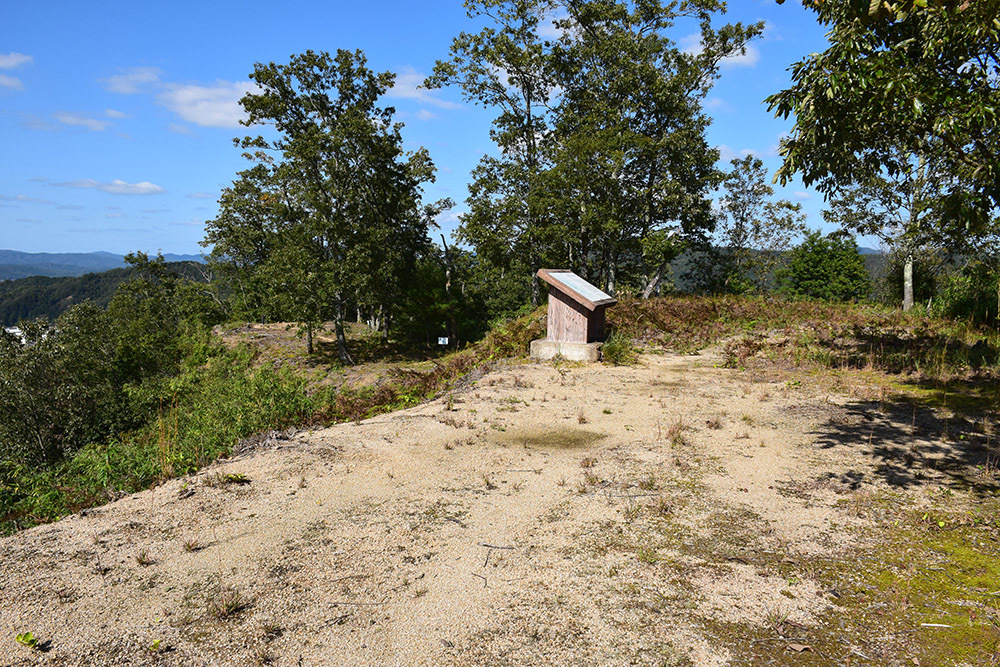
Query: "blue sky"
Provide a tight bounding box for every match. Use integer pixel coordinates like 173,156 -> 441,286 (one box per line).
0,0 -> 842,255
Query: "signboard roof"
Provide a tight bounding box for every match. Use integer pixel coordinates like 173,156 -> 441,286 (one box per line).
536,269 -> 617,310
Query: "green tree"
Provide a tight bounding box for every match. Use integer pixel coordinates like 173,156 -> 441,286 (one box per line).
767,0 -> 1000,240
211,50 -> 441,362
821,150 -> 948,310
427,0 -> 558,305
708,155 -> 805,294
429,0 -> 761,305
202,164 -> 285,323
546,0 -> 761,295
781,230 -> 871,302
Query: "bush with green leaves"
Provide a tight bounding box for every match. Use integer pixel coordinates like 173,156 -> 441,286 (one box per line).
932,260 -> 1000,328
601,332 -> 639,365
779,230 -> 871,302
0,255 -> 219,469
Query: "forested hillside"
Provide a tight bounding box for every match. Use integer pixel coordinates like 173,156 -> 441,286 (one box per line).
0,250 -> 203,280
0,261 -> 210,326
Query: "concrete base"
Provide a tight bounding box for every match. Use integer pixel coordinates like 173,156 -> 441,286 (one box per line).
529,339 -> 602,362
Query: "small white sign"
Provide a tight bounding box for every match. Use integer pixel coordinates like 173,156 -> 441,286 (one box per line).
438,337 -> 449,346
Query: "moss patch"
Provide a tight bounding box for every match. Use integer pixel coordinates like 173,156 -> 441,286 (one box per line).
504,427 -> 608,450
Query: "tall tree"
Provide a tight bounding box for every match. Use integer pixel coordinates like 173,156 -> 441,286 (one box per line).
207,50 -> 441,361
781,230 -> 872,302
821,150 -> 947,310
429,0 -> 762,306
767,0 -> 1000,241
710,155 -> 805,294
427,0 -> 558,305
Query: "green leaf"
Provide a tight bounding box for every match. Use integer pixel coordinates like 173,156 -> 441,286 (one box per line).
15,632 -> 37,648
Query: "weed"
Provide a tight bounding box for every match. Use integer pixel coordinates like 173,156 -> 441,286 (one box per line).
207,586 -> 245,620
638,474 -> 658,491
602,332 -> 639,365
706,417 -> 723,430
261,622 -> 282,641
483,474 -> 497,490
557,476 -> 567,487
666,419 -> 688,447
764,607 -> 791,636
577,409 -> 589,424
603,407 -> 612,414
15,632 -> 37,649
252,650 -> 275,665
580,457 -> 597,469
637,547 -> 659,564
205,472 -> 251,488
135,549 -> 154,566
414,587 -> 428,598
182,538 -> 201,553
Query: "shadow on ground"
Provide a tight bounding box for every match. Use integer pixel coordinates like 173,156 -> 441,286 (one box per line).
809,385 -> 999,491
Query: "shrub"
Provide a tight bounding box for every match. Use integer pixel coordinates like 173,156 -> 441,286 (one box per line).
601,332 -> 639,365
933,260 -> 1000,328
780,230 -> 871,302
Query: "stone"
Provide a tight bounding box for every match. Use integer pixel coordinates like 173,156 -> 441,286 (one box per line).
529,339 -> 602,363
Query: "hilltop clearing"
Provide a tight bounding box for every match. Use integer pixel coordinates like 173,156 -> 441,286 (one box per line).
2,342 -> 998,665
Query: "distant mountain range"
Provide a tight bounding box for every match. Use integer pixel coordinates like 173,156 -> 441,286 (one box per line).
0,249 -> 204,280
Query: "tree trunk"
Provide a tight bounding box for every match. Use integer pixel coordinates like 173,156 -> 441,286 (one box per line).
333,298 -> 354,365
607,248 -> 618,295
306,325 -> 313,355
641,263 -> 666,299
441,234 -> 458,345
903,253 -> 914,311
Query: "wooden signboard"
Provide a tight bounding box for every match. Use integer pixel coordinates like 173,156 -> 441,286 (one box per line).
536,269 -> 617,344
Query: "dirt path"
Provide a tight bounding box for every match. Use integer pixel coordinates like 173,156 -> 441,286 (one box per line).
0,351 -> 966,665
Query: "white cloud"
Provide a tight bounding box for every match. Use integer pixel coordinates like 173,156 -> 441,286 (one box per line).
186,191 -> 214,199
157,80 -> 255,128
0,194 -> 55,204
104,67 -> 162,94
0,74 -> 23,90
416,109 -> 436,121
794,191 -> 812,200
54,111 -> 110,131
106,212 -> 124,218
435,210 -> 462,228
717,143 -> 780,162
52,178 -> 166,195
721,45 -> 761,68
0,52 -> 32,69
105,108 -> 129,119
681,34 -> 761,68
537,9 -> 569,38
680,33 -> 702,55
387,67 -> 462,110
704,97 -> 733,113
168,123 -> 193,134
